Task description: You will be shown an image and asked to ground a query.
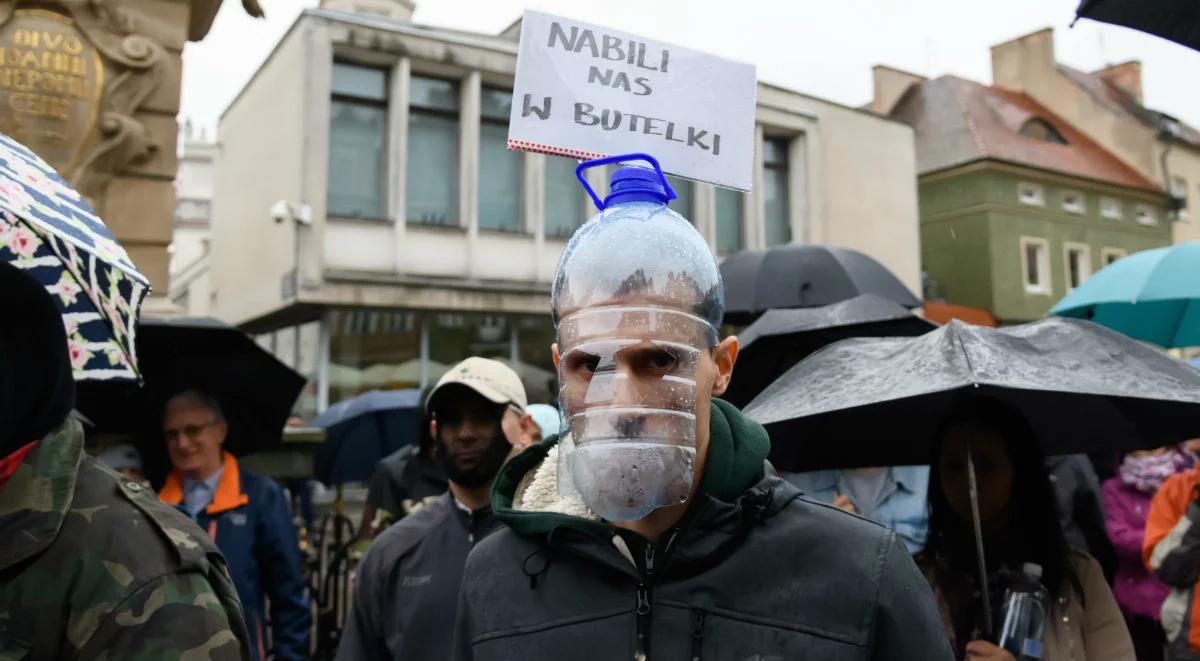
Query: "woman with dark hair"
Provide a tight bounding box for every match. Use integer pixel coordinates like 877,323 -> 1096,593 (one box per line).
918,396 -> 1133,660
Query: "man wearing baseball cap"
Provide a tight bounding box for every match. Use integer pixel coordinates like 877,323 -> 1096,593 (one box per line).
336,357 -> 537,661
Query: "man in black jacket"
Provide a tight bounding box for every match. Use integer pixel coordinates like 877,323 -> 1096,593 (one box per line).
336,357 -> 537,661
451,166 -> 952,660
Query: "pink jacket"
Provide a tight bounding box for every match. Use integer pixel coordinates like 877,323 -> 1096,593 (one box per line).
1102,476 -> 1171,620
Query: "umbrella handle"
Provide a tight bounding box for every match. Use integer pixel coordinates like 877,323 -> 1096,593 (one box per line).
967,441 -> 994,638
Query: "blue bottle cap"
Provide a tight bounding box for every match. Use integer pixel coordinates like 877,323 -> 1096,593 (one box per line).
604,166 -> 671,207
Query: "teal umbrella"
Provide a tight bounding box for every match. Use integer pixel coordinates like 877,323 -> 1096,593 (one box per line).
1050,242 -> 1200,348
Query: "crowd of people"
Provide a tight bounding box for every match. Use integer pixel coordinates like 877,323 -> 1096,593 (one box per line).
2,163 -> 1199,661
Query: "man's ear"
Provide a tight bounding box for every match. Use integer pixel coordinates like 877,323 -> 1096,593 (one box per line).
518,414 -> 539,448
551,342 -> 560,369
428,419 -> 440,457
710,336 -> 739,397
215,420 -> 230,445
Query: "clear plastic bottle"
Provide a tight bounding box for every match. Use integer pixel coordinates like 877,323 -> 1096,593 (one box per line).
997,562 -> 1049,660
551,153 -> 723,521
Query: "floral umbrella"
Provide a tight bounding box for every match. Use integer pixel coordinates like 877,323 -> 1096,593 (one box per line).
0,133 -> 148,381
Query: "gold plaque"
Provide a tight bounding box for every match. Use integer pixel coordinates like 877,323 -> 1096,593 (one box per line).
0,8 -> 103,177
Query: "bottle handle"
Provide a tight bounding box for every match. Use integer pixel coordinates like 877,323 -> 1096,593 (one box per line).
574,152 -> 678,211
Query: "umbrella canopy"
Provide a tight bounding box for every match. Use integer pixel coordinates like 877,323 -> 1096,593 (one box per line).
723,294 -> 936,408
744,317 -> 1200,473
1050,242 -> 1200,348
0,133 -> 149,381
1075,0 -> 1200,51
312,389 -> 421,486
720,244 -> 920,326
76,317 -> 306,463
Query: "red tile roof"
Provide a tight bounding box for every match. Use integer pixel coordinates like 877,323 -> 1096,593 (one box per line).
890,75 -> 1160,191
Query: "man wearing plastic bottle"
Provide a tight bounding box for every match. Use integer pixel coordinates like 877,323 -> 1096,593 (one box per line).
451,158 -> 952,660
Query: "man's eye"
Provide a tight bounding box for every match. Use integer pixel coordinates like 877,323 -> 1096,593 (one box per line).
644,349 -> 678,372
567,353 -> 600,374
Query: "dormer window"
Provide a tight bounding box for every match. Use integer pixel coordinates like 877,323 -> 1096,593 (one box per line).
1019,118 -> 1068,145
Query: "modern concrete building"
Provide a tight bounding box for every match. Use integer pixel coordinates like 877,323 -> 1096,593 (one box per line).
990,28 -> 1200,246
190,0 -> 923,414
877,70 -> 1171,324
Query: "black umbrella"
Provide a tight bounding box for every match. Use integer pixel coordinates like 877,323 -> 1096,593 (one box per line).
746,316 -> 1200,633
723,294 -> 936,408
720,245 -> 921,326
77,317 -> 306,474
1075,0 -> 1200,51
746,317 -> 1200,471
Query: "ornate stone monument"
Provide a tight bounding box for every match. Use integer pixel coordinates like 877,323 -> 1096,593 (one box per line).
0,0 -> 260,294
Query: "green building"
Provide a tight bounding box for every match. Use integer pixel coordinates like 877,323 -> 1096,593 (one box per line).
890,75 -> 1171,324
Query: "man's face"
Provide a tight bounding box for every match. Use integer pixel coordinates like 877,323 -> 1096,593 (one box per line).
163,401 -> 227,479
553,303 -> 738,490
430,387 -> 533,487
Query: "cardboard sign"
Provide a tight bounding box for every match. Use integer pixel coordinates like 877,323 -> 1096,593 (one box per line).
508,10 -> 757,192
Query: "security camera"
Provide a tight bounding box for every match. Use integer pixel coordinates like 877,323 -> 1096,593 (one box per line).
270,200 -> 291,224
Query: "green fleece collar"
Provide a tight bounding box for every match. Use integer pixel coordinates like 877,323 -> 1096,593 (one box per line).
493,398 -> 771,538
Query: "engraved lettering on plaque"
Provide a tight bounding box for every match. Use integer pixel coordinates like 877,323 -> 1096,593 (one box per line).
0,9 -> 103,176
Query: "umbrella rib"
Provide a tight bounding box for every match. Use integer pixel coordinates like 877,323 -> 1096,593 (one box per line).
954,327 -> 979,387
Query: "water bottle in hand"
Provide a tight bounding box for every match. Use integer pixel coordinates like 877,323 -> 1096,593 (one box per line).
997,563 -> 1049,660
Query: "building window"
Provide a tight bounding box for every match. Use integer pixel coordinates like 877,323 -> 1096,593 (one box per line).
1135,204 -> 1158,226
1063,243 -> 1091,290
328,62 -> 388,219
1020,237 -> 1051,295
329,309 -> 420,405
665,174 -> 693,221
1018,182 -> 1045,207
406,76 -> 460,226
1102,247 -> 1127,266
715,187 -> 744,254
429,312 -> 510,375
1019,118 -> 1068,145
479,86 -> 522,232
1099,197 -> 1123,220
763,137 -> 791,246
1061,191 -> 1085,215
545,155 -> 584,238
1172,176 -> 1190,220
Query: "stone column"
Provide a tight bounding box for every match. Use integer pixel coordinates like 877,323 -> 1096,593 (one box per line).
0,0 -> 256,297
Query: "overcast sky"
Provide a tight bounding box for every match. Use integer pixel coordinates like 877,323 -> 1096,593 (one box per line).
180,0 -> 1200,137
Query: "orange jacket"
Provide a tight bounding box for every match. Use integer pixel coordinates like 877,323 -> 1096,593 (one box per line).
1144,467 -> 1200,653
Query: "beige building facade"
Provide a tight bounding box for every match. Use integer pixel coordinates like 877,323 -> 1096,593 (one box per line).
990,28 -> 1200,246
188,0 -> 921,414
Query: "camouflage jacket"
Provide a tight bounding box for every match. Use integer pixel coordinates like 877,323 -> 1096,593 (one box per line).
0,418 -> 252,660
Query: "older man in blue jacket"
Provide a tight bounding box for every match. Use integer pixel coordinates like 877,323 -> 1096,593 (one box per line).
159,389 -> 310,661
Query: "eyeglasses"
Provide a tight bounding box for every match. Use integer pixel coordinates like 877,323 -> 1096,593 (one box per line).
163,420 -> 219,444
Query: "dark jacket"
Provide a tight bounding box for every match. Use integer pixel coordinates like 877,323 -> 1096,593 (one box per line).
337,491 -> 498,660
160,452 -> 310,661
365,444 -> 448,521
1046,454 -> 1118,583
0,419 -> 251,660
452,399 -> 952,661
